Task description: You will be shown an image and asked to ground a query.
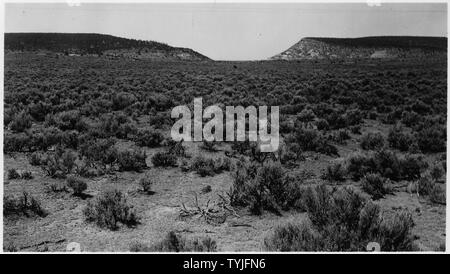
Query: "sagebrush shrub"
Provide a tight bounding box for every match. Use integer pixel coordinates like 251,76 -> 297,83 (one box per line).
399,154 -> 428,181
361,173 -> 389,200
321,162 -> 346,183
189,156 -> 231,177
29,151 -> 45,166
378,211 -> 415,251
229,161 -> 304,215
149,111 -> 171,129
190,156 -> 216,177
60,130 -> 80,149
215,157 -> 232,172
388,126 -> 416,152
429,184 -> 446,205
66,176 -> 87,196
7,169 -> 20,180
416,124 -> 446,153
3,107 -> 15,127
280,143 -> 303,167
360,132 -> 385,150
368,111 -> 378,120
20,171 -> 33,180
372,150 -> 403,181
350,125 -> 361,135
411,100 -> 431,115
138,177 -> 153,194
325,112 -> 347,130
60,150 -> 77,174
315,139 -> 339,156
79,138 -> 118,168
4,242 -> 18,252
229,160 -> 258,207
4,192 -> 47,217
40,155 -> 64,178
280,119 -> 295,134
147,94 -> 173,112
264,221 -> 322,251
9,111 -> 32,132
401,111 -> 422,128
90,112 -> 135,138
49,182 -> 68,193
430,164 -> 444,181
40,150 -> 77,178
116,149 -> 147,171
201,185 -> 212,193
134,128 -> 164,147
83,189 -> 139,230
45,110 -> 87,131
112,92 -> 137,110
281,172 -> 309,210
151,151 -> 177,167
344,108 -> 363,127
265,185 -> 415,251
4,133 -> 32,153
329,129 -> 351,144
201,140 -> 218,151
292,128 -> 319,151
30,126 -> 63,151
250,162 -> 286,215
131,231 -> 217,252
417,176 -> 434,196
164,139 -> 186,157
315,119 -> 329,131
297,109 -> 316,124
28,101 -> 51,122
291,128 -> 338,156
417,176 -> 446,204
302,184 -> 335,228
346,152 -> 376,180
347,150 -> 415,182
231,139 -> 253,155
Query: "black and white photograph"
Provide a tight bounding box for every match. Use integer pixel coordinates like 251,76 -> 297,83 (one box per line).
1,0 -> 448,255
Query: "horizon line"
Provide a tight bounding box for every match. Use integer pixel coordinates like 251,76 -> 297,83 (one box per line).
5,31 -> 448,61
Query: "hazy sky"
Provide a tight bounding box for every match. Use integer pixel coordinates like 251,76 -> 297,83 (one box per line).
5,3 -> 448,60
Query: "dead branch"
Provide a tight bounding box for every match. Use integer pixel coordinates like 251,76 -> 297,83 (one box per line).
179,193 -> 237,225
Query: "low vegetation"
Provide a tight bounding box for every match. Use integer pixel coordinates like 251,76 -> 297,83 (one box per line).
264,185 -> 415,251
321,161 -> 346,183
360,132 -> 385,150
138,177 -> 154,194
66,176 -> 88,196
83,189 -> 140,230
130,231 -> 217,252
346,150 -> 428,181
228,161 -> 309,215
361,173 -> 390,200
151,151 -> 178,167
4,192 -> 47,218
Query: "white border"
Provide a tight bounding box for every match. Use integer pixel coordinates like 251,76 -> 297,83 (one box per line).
0,0 -> 448,254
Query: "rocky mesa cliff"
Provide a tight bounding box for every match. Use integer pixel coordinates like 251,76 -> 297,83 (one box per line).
271,36 -> 447,61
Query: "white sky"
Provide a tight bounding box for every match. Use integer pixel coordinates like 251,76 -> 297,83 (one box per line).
5,3 -> 448,60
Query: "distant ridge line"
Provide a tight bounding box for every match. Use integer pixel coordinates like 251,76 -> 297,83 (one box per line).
4,32 -> 211,61
271,36 -> 447,61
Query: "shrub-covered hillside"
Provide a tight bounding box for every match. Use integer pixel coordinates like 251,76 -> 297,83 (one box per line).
4,33 -> 210,60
